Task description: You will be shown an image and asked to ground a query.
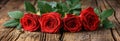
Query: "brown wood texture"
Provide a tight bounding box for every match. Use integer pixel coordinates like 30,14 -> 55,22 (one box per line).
0,0 -> 120,41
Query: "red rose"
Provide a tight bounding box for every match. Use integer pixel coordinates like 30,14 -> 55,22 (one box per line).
80,7 -> 100,31
63,14 -> 82,32
39,12 -> 62,33
20,13 -> 39,32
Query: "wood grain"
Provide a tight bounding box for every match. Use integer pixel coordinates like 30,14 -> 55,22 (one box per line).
0,0 -> 36,41
105,0 -> 120,41
0,0 -> 9,9
0,0 -> 120,41
0,0 -> 26,41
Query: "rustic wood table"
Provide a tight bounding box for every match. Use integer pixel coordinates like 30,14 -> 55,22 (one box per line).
0,0 -> 120,41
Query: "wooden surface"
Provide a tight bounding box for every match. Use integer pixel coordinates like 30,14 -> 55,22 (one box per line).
0,0 -> 120,41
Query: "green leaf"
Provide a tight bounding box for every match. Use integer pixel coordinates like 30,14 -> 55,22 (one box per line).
24,1 -> 36,13
3,19 -> 19,27
101,9 -> 114,19
66,0 -> 72,8
65,0 -> 81,15
72,0 -> 80,6
37,1 -> 52,14
8,11 -> 24,19
61,3 -> 68,12
73,10 -> 80,15
71,3 -> 81,10
66,0 -> 80,8
70,0 -> 80,4
56,2 -> 69,17
16,23 -> 22,30
47,1 -> 57,8
94,8 -> 101,16
102,19 -> 114,28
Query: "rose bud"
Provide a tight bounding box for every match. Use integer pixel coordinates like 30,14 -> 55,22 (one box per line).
63,14 -> 82,32
20,13 -> 39,32
80,7 -> 100,31
39,12 -> 62,33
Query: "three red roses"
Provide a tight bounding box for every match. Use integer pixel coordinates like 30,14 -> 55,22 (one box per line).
20,7 -> 100,33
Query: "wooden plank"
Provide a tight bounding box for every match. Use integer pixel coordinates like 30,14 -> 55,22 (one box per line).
102,0 -> 118,41
0,0 -> 26,41
0,29 -> 22,41
112,21 -> 120,41
45,33 -> 61,41
16,32 -> 42,41
0,0 -> 9,9
98,0 -> 120,41
17,32 -> 60,41
116,0 -> 120,5
106,0 -> 120,34
105,0 -> 120,24
0,0 -> 26,40
105,0 -> 120,41
63,32 -> 91,41
89,0 -> 114,41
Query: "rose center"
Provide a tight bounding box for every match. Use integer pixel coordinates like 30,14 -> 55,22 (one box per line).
27,19 -> 32,26
86,15 -> 95,27
66,18 -> 77,28
46,18 -> 57,28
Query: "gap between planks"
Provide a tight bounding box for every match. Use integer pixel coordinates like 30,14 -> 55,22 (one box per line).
98,0 -> 120,41
0,0 -> 37,41
0,0 -> 9,9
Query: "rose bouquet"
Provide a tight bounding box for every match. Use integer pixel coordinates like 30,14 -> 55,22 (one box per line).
3,0 -> 114,33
